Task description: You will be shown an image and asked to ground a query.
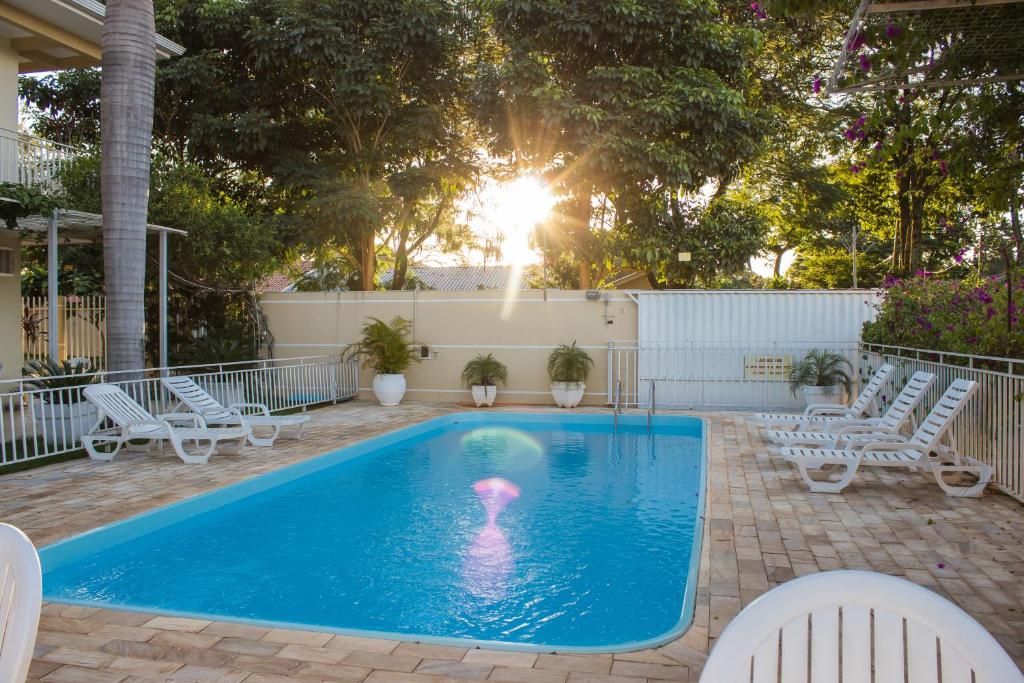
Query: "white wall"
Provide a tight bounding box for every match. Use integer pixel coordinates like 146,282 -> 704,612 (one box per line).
0,37 -> 20,183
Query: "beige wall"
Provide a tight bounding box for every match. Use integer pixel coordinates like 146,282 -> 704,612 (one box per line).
0,231 -> 22,380
0,37 -> 19,184
261,290 -> 638,405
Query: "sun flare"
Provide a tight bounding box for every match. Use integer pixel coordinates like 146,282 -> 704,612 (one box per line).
475,175 -> 557,265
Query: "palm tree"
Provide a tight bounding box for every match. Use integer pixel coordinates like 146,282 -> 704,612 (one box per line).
101,0 -> 157,372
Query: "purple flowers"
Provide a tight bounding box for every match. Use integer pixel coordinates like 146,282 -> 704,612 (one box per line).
812,76 -> 822,94
939,160 -> 948,176
885,21 -> 902,39
847,33 -> 865,51
859,53 -> 872,72
954,249 -> 967,264
750,2 -> 767,19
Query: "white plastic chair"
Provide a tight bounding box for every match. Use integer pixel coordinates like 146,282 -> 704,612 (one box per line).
82,384 -> 248,464
765,371 -> 935,447
161,375 -> 310,447
753,364 -> 895,429
0,524 -> 42,683
781,379 -> 991,496
699,570 -> 1023,683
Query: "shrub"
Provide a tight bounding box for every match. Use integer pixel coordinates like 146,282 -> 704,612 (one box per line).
547,342 -> 594,384
346,317 -> 419,374
862,273 -> 1023,359
461,354 -> 508,388
787,349 -> 852,396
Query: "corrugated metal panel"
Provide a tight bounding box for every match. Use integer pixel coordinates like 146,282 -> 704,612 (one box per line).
638,290 -> 878,344
632,291 -> 879,410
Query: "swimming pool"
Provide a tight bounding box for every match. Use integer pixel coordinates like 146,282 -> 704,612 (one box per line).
41,412 -> 706,652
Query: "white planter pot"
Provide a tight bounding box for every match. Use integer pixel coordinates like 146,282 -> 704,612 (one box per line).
471,385 -> 497,407
551,382 -> 585,409
32,400 -> 99,446
801,385 -> 845,407
373,374 -> 407,406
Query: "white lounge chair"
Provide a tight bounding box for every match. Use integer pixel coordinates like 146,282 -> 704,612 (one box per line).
699,570 -> 1024,683
82,384 -> 248,464
765,370 -> 935,447
752,363 -> 895,430
0,524 -> 41,683
781,379 -> 991,496
161,375 -> 311,447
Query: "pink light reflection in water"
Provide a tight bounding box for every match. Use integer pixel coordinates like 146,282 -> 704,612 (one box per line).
463,478 -> 521,599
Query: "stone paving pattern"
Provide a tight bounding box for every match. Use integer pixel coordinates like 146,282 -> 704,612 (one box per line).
2,400 -> 1023,682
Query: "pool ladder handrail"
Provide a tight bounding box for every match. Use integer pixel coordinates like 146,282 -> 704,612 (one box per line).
647,380 -> 655,430
613,380 -> 622,429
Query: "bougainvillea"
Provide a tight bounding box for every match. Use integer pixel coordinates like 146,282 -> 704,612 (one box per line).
862,273 -> 1024,359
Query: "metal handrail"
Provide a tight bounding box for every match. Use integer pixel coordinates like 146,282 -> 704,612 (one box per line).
613,380 -> 622,429
647,380 -> 655,430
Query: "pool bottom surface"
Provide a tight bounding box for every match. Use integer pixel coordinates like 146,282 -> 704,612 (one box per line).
42,414 -> 705,651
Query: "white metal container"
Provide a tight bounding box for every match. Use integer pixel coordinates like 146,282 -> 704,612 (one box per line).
551,382 -> 585,408
373,374 -> 407,406
470,385 -> 496,407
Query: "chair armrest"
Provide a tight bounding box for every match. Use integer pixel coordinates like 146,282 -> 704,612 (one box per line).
831,423 -> 892,437
858,441 -> 925,454
230,402 -> 270,416
804,404 -> 854,417
156,413 -> 207,428
823,418 -> 881,434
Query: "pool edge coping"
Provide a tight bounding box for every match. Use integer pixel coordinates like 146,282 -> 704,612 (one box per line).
38,410 -> 708,655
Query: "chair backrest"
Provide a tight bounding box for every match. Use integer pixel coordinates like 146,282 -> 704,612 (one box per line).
83,383 -> 157,428
0,524 -> 42,683
849,363 -> 895,416
878,371 -> 935,431
699,570 -> 1023,683
161,376 -> 231,419
909,379 -> 979,452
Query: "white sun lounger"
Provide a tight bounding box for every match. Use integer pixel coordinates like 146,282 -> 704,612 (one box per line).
752,363 -> 895,430
0,524 -> 41,683
699,570 -> 1024,683
765,370 -> 935,447
780,379 -> 991,496
82,384 -> 248,464
161,375 -> 310,447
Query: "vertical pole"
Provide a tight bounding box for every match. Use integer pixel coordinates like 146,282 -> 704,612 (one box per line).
47,210 -> 59,360
159,229 -> 169,375
851,223 -> 858,288
542,222 -> 548,302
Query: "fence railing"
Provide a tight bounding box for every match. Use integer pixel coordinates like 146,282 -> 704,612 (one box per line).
22,295 -> 107,369
862,343 -> 1024,502
0,127 -> 85,189
607,340 -> 861,410
0,354 -> 360,468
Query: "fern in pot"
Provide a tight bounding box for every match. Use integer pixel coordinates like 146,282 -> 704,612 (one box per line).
346,317 -> 420,406
461,354 -> 508,407
22,358 -> 99,445
788,349 -> 852,407
548,342 -> 594,408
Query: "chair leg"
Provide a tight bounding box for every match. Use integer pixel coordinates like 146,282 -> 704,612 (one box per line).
932,461 -> 992,498
795,459 -> 859,494
218,435 -> 247,454
247,424 -> 281,447
169,436 -> 213,464
82,435 -> 123,461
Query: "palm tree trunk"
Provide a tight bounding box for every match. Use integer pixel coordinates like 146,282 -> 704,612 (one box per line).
101,0 -> 156,373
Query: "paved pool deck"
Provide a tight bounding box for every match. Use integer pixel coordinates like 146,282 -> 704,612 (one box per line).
2,400 -> 1022,682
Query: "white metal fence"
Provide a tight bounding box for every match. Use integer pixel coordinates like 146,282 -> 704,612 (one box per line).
607,340 -> 861,410
0,127 -> 84,189
0,354 -> 360,468
862,343 -> 1024,502
22,295 -> 107,368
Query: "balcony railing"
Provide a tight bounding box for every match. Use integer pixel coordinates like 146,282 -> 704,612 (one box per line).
0,127 -> 85,190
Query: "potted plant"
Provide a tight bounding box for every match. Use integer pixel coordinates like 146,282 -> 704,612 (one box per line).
788,349 -> 852,407
22,358 -> 99,445
461,354 -> 508,407
547,341 -> 594,408
346,317 -> 419,406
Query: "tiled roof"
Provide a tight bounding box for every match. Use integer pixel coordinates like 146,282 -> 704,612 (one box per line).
380,265 -> 529,291
255,258 -> 314,293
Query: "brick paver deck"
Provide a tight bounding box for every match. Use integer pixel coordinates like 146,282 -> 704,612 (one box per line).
2,400 -> 1022,683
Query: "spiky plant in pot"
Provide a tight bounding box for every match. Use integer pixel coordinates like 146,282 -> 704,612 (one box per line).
461,353 -> 509,407
547,341 -> 594,408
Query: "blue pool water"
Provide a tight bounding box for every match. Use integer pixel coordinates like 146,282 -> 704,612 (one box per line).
41,413 -> 705,651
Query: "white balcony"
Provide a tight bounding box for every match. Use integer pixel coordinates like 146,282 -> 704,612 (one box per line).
0,127 -> 85,191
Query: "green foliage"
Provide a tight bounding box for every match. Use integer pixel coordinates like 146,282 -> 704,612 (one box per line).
787,349 -> 852,396
0,183 -> 62,229
461,353 -> 508,388
19,69 -> 101,145
347,317 -> 420,375
21,358 -> 98,402
862,274 -> 1024,359
175,336 -> 252,368
547,342 -> 594,384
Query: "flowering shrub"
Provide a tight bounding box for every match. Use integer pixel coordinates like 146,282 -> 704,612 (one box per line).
862,273 -> 1024,359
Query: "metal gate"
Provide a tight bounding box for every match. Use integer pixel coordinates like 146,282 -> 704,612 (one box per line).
608,290 -> 878,410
